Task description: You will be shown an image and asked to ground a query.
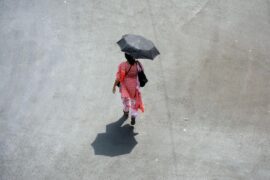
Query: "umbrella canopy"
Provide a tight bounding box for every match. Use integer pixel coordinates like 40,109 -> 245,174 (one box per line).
117,34 -> 160,60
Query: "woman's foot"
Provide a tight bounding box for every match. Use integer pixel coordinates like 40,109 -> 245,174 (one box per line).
131,116 -> 136,125
123,111 -> 129,119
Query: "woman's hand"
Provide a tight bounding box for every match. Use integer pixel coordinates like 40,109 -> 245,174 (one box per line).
112,79 -> 119,94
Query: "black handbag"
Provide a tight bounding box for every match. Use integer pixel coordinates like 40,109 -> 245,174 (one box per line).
117,64 -> 132,87
136,61 -> 148,87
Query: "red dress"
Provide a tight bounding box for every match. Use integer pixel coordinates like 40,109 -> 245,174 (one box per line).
116,61 -> 144,112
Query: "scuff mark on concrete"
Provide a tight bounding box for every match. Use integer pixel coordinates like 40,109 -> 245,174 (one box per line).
180,0 -> 210,27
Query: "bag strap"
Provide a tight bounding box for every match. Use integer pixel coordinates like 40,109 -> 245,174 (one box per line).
136,61 -> 143,72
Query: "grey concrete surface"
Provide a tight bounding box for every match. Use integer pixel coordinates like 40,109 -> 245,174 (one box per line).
1,0 -> 270,179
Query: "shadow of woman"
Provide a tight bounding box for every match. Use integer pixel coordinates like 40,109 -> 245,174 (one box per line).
91,115 -> 139,157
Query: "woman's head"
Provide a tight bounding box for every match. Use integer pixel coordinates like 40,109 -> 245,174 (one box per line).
125,53 -> 135,65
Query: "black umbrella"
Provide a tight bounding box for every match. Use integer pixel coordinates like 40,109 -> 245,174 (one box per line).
117,34 -> 160,60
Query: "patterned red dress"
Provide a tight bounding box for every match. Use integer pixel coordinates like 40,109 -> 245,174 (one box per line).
116,61 -> 144,112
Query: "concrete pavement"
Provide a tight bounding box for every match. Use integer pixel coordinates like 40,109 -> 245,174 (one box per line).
0,0 -> 270,179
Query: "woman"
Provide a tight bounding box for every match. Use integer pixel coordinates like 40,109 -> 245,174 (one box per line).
112,53 -> 144,125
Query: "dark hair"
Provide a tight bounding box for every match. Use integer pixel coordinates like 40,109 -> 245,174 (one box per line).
125,53 -> 136,65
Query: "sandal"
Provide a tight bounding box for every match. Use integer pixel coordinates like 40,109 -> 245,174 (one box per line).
131,116 -> 136,125
123,111 -> 129,118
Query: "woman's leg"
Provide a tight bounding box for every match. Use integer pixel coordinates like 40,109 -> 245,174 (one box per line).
130,99 -> 138,117
130,99 -> 138,125
121,97 -> 130,113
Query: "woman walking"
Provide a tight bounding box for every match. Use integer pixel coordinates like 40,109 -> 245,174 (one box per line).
112,53 -> 144,125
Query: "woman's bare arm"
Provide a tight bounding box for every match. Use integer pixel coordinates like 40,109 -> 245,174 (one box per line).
112,79 -> 120,94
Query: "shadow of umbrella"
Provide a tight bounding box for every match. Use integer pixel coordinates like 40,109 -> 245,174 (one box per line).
91,116 -> 138,157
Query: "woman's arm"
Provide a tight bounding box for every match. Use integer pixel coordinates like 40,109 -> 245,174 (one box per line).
113,62 -> 125,94
112,79 -> 120,94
